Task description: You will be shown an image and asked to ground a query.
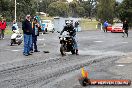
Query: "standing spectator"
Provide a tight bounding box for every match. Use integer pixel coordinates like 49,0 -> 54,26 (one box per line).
122,20 -> 129,38
103,21 -> 108,32
12,20 -> 19,31
0,19 -> 6,39
0,20 -> 1,39
22,15 -> 33,56
74,21 -> 79,32
97,22 -> 101,30
30,18 -> 40,53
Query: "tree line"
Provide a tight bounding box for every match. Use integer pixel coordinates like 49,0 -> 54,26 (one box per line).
0,0 -> 131,26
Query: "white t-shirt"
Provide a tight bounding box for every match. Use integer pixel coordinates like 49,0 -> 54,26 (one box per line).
13,23 -> 19,30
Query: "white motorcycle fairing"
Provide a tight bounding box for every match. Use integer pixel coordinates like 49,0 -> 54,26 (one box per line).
11,33 -> 18,39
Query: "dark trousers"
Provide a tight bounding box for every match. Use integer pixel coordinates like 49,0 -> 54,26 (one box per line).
0,30 -> 5,39
103,27 -> 107,32
31,36 -> 38,51
123,30 -> 128,37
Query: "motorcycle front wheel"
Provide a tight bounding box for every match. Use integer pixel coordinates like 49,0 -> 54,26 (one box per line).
71,49 -> 75,54
60,45 -> 66,56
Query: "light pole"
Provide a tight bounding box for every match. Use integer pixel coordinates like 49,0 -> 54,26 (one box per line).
15,0 -> 16,21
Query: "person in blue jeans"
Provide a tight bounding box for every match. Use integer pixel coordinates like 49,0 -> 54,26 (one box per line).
30,18 -> 40,52
22,15 -> 33,56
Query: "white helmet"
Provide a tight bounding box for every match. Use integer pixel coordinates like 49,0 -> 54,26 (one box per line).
66,20 -> 72,26
66,21 -> 70,24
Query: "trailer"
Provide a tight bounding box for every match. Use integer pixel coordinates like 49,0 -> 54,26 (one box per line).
53,17 -> 82,32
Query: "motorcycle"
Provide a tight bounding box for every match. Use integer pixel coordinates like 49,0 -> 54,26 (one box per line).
59,31 -> 75,56
10,30 -> 23,46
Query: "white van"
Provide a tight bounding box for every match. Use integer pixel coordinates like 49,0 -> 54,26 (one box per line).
41,20 -> 54,32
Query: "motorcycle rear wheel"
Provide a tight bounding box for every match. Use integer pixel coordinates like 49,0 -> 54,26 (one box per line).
10,39 -> 14,46
18,42 -> 21,45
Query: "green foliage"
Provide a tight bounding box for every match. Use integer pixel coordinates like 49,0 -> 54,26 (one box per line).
38,0 -> 58,13
97,0 -> 116,24
39,0 -> 96,17
76,6 -> 85,17
16,0 -> 37,21
0,0 -> 37,22
118,0 -> 132,26
48,2 -> 69,17
69,1 -> 79,17
0,0 -> 97,20
80,0 -> 97,17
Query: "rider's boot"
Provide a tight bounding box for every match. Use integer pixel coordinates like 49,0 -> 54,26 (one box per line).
76,49 -> 79,55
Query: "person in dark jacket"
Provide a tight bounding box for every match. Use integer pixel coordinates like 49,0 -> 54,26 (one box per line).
122,20 -> 129,38
22,15 -> 33,56
30,18 -> 40,53
60,21 -> 79,55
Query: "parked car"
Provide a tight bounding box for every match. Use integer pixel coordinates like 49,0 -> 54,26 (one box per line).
111,23 -> 123,33
107,24 -> 112,31
106,23 -> 123,33
41,20 -> 54,33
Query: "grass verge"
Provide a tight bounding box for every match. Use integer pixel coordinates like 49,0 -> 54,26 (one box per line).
80,18 -> 99,31
5,29 -> 13,35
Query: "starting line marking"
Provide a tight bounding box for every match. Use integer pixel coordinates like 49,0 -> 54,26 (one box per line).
94,41 -> 103,43
116,64 -> 125,67
38,38 -> 45,41
11,50 -> 20,52
122,42 -> 128,44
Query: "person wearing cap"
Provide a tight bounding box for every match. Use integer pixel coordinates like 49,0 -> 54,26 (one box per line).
30,18 -> 40,53
22,15 -> 33,56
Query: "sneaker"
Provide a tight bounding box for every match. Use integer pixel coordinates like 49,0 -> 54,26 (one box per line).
34,50 -> 40,52
23,53 -> 29,56
28,53 -> 32,55
30,50 -> 33,53
76,50 -> 79,55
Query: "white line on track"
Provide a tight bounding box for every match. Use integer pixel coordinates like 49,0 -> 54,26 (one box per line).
122,42 -> 128,44
43,43 -> 46,46
38,38 -> 45,41
11,50 -> 20,52
116,64 -> 125,67
94,41 -> 103,43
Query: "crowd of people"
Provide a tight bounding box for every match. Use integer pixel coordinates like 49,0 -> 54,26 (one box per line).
0,14 -> 129,56
22,16 -> 80,56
